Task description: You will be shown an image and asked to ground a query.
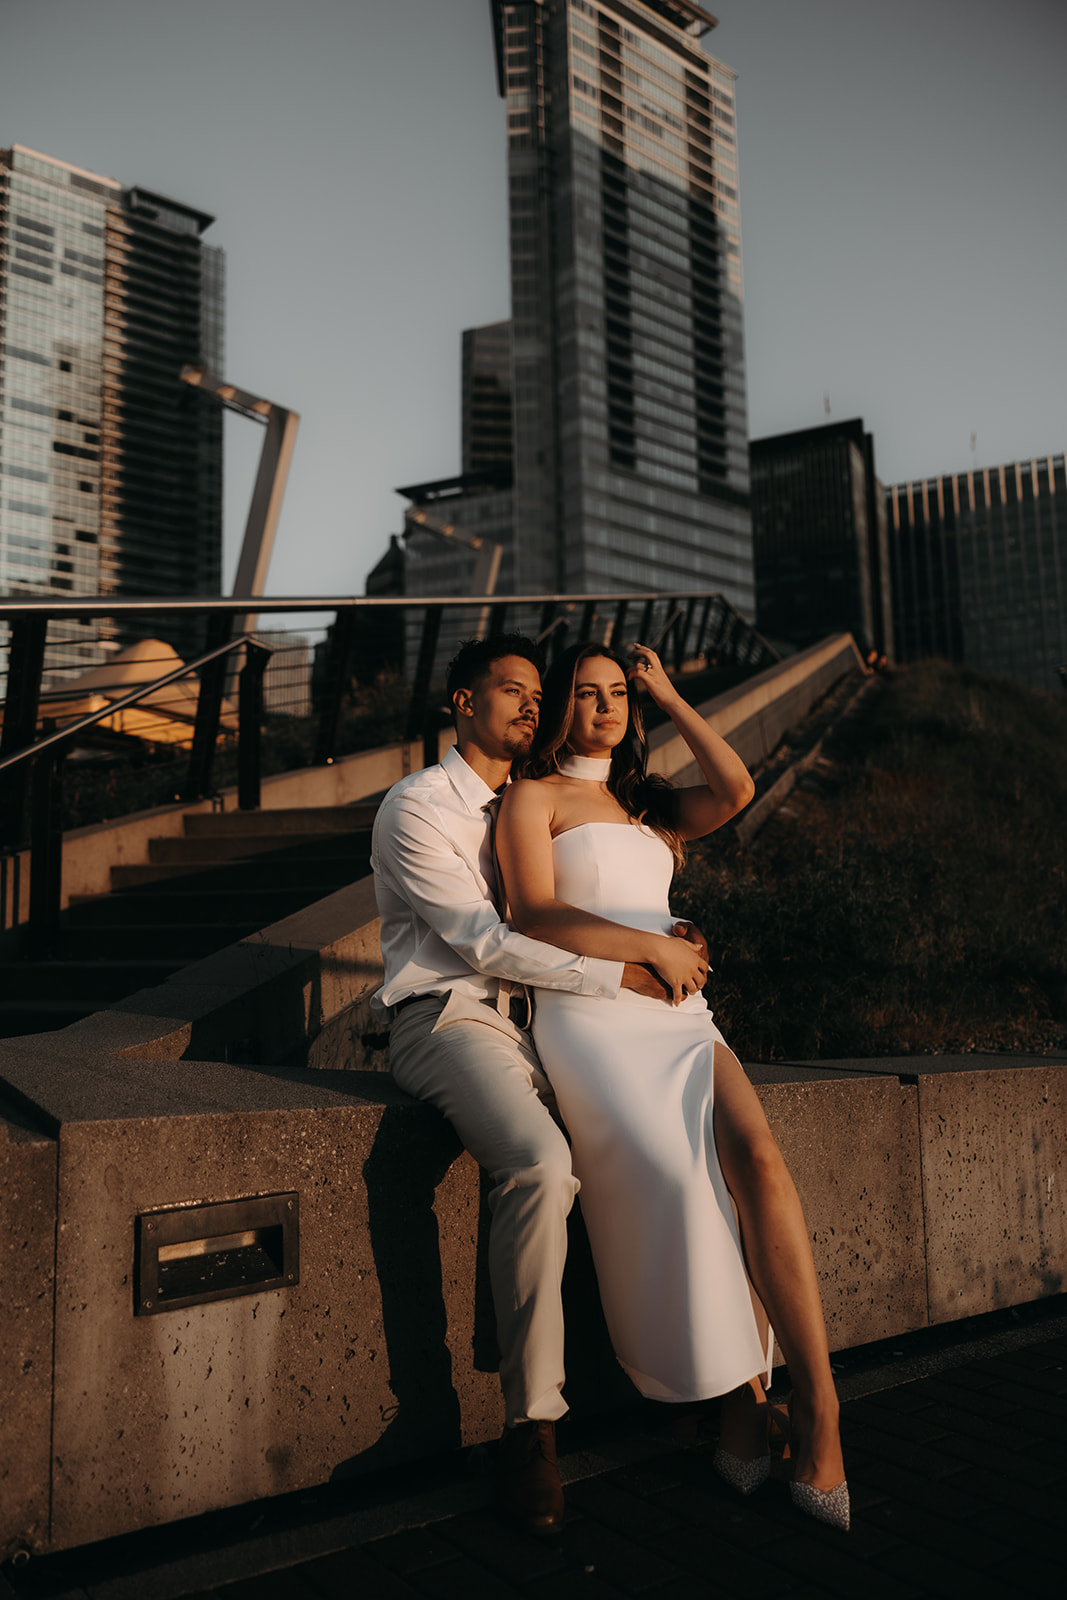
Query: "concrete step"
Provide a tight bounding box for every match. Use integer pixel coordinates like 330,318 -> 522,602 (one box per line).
0,958 -> 183,1003
57,923 -> 265,961
0,997 -> 118,1037
108,856 -> 368,891
64,887 -> 336,926
183,804 -> 379,837
147,831 -> 373,865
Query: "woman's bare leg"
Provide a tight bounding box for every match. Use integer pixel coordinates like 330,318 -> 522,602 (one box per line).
712,1044 -> 845,1490
717,1374 -> 771,1460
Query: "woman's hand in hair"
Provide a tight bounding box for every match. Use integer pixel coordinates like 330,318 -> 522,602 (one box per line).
626,644 -> 681,710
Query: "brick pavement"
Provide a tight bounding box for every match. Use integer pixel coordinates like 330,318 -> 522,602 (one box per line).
6,1324 -> 1064,1600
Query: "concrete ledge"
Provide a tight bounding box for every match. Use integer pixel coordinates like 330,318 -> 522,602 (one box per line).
0,1040 -> 627,1557
749,1065 -> 927,1349
650,634 -> 866,782
916,1062 -> 1067,1320
63,876 -> 385,1069
1,1030 -> 1064,1558
0,1095 -> 56,1563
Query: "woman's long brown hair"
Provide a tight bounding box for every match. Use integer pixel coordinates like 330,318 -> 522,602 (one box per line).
518,641 -> 686,867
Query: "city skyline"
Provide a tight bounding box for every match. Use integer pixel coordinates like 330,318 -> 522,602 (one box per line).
1,0 -> 1064,600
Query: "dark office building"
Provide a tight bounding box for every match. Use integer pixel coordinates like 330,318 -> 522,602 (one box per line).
750,418 -> 892,658
461,320 -> 513,478
0,143 -> 223,668
887,454 -> 1067,694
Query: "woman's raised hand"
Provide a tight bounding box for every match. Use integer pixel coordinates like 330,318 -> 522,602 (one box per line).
650,932 -> 709,1005
626,644 -> 679,708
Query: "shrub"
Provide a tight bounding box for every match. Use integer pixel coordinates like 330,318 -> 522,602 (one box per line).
672,661 -> 1067,1060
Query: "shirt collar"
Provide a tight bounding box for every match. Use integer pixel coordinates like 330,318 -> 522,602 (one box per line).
441,742 -> 504,815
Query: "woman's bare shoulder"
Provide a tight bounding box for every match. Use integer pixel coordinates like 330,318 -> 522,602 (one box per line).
500,775 -> 560,813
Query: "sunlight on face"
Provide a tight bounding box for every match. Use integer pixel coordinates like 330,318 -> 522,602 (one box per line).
568,655 -> 629,757
466,654 -> 543,761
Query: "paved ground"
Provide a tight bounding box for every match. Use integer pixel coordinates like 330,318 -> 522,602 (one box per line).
5,1301 -> 1065,1600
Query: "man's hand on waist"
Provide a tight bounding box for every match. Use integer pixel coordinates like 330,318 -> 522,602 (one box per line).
621,961 -> 672,1001
673,920 -> 709,963
620,921 -> 710,1002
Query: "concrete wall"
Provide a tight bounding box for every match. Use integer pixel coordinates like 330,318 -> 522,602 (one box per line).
1,1030 -> 1063,1560
0,1097 -> 56,1562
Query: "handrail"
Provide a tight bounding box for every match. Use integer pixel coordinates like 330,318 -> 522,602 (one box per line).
0,587 -> 764,618
2,633 -> 272,958
0,632 -> 263,777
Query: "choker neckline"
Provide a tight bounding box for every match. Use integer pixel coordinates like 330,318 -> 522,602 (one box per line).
558,753 -> 612,781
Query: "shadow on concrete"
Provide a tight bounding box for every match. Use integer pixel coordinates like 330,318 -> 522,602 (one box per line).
329,1101 -> 469,1478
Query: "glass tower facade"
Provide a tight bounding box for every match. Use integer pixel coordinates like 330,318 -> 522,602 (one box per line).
0,144 -> 223,667
887,455 -> 1067,694
491,0 -> 753,609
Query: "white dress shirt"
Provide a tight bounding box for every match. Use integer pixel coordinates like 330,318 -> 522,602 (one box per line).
370,743 -> 623,1019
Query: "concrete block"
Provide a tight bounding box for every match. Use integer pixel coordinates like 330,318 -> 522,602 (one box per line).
0,1051 -> 502,1553
918,1063 -> 1067,1322
62,877 -> 383,1070
0,1095 -> 57,1561
751,1067 -> 928,1349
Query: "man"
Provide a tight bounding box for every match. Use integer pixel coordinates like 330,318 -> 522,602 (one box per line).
370,634 -> 695,1532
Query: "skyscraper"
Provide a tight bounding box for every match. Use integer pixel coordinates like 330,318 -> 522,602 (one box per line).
490,0 -> 752,607
0,143 -> 223,667
750,419 -> 893,659
887,454 -> 1067,693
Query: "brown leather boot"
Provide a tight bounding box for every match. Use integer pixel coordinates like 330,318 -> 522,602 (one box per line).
493,1420 -> 565,1534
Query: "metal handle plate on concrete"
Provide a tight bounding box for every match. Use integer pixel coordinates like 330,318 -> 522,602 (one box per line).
135,1192 -> 299,1315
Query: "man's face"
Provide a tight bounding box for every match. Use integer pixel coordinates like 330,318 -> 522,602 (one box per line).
455,654 -> 542,763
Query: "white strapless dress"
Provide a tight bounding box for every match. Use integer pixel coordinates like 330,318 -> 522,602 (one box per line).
532,822 -> 772,1403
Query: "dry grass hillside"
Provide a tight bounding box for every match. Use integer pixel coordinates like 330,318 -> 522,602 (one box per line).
674,660 -> 1067,1061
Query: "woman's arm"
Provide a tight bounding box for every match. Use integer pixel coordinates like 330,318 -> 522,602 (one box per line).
629,645 -> 755,839
496,779 -> 707,1003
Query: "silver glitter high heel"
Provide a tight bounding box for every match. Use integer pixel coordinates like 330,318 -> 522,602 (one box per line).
790,1477 -> 851,1532
712,1447 -> 771,1496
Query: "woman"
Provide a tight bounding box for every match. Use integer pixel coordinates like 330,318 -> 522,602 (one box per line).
496,640 -> 849,1530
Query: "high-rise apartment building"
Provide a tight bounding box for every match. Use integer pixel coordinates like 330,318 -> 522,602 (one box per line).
750,419 -> 892,659
490,0 -> 752,607
887,454 -> 1067,694
0,144 -> 223,667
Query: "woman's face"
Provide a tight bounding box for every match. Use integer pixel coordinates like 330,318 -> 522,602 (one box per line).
566,654 -> 630,757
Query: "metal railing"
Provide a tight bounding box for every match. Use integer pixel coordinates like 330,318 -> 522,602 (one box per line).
0,631 -> 271,957
0,589 -> 777,949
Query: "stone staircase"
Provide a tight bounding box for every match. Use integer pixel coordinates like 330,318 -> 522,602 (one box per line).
0,804 -> 378,1040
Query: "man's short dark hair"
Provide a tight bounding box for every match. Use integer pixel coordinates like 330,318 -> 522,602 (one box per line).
445,634 -> 545,708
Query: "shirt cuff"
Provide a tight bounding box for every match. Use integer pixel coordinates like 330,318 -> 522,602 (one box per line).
579,957 -> 624,999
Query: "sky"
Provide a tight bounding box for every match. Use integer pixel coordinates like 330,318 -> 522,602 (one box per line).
2,0 -> 1065,599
